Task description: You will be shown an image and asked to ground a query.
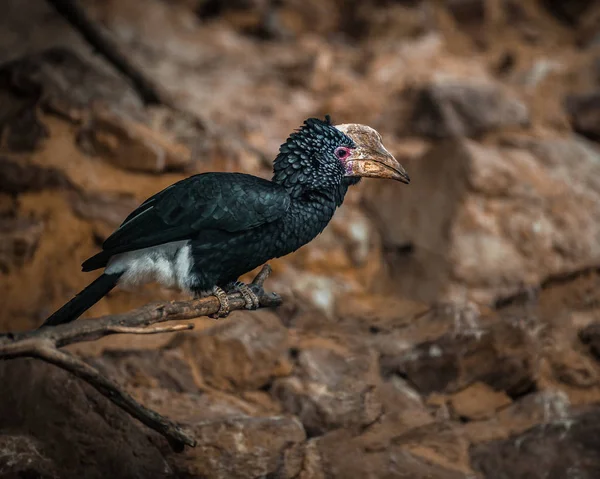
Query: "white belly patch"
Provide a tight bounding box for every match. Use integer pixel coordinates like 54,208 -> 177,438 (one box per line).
105,240 -> 195,292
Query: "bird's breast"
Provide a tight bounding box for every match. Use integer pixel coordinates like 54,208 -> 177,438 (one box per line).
270,199 -> 338,257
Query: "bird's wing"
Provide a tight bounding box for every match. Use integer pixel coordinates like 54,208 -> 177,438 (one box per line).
101,172 -> 291,254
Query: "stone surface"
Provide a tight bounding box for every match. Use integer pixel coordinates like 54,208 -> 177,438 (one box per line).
89,347 -> 199,393
365,135 -> 600,304
579,322 -> 600,361
0,218 -> 44,273
577,3 -> 600,47
168,416 -> 306,479
542,0 -> 595,25
471,407 -> 600,479
0,359 -> 174,479
381,318 -> 536,397
0,47 -> 205,172
459,389 -> 575,445
70,190 -> 140,230
0,156 -> 72,194
374,375 -> 435,436
272,331 -> 382,436
132,387 -> 266,425
566,92 -> 600,141
410,77 -> 529,138
449,382 -> 512,420
303,427 -> 471,479
0,48 -> 142,120
0,434 -> 59,479
78,107 -> 194,173
185,311 -> 292,391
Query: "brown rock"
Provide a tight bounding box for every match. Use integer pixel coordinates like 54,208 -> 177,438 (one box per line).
365,136 -> 600,304
447,0 -> 485,25
88,348 -> 199,393
303,427 -> 471,479
366,301 -> 487,362
471,407 -> 600,479
128,387 -> 261,424
566,92 -> 600,141
70,190 -> 140,231
410,78 -> 529,138
272,333 -> 382,436
577,3 -> 600,47
0,102 -> 49,152
463,390 -> 574,444
266,0 -> 342,38
0,217 -> 44,273
146,106 -> 214,165
381,319 -> 535,396
79,0 -> 321,154
0,156 -> 71,194
0,359 -> 174,479
186,311 -> 291,391
0,48 -> 142,119
449,382 -> 512,420
334,294 -> 430,336
0,54 -> 46,152
78,108 -> 193,173
542,0 -> 595,25
579,322 -> 600,360
446,0 -> 487,47
0,434 -> 59,479
0,48 -> 200,173
394,421 -> 472,475
359,375 -> 434,450
0,194 -> 16,217
169,416 -> 306,479
549,349 -> 599,388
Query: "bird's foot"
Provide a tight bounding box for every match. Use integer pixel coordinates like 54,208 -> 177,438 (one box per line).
231,281 -> 261,310
209,285 -> 230,319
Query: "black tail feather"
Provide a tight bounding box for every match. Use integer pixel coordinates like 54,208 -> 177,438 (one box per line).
41,273 -> 122,327
81,250 -> 111,272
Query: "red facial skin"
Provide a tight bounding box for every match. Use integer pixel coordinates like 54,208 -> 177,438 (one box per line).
334,146 -> 354,174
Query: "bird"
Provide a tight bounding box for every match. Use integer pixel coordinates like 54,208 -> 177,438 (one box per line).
41,116 -> 409,327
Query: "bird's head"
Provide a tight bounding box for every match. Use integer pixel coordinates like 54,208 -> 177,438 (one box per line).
272,116 -> 409,198
334,123 -> 410,184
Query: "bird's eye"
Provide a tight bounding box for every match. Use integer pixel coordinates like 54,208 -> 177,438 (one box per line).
335,147 -> 351,161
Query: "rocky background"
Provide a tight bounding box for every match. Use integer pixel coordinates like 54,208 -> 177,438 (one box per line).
1,0 -> 600,477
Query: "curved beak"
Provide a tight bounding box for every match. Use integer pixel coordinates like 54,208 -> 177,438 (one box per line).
345,146 -> 411,184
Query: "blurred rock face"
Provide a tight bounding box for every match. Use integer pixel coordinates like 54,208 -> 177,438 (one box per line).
365,135 -> 600,303
2,0 -> 600,478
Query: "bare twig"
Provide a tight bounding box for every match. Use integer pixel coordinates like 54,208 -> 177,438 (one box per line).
106,324 -> 194,335
0,265 -> 281,451
252,263 -> 272,285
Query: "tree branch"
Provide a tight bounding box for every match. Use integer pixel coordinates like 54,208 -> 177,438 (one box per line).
0,265 -> 281,451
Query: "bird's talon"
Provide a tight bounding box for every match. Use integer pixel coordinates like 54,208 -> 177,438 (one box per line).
233,282 -> 261,310
250,285 -> 262,308
209,286 -> 230,319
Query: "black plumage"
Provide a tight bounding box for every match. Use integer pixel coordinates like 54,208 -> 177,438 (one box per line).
42,117 -> 409,327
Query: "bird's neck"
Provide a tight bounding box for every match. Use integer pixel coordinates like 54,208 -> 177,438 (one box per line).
274,176 -> 359,206
275,179 -> 360,254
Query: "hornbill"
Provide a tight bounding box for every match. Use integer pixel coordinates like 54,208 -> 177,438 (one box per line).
41,116 -> 409,327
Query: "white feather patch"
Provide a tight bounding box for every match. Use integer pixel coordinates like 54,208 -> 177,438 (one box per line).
105,240 -> 195,291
